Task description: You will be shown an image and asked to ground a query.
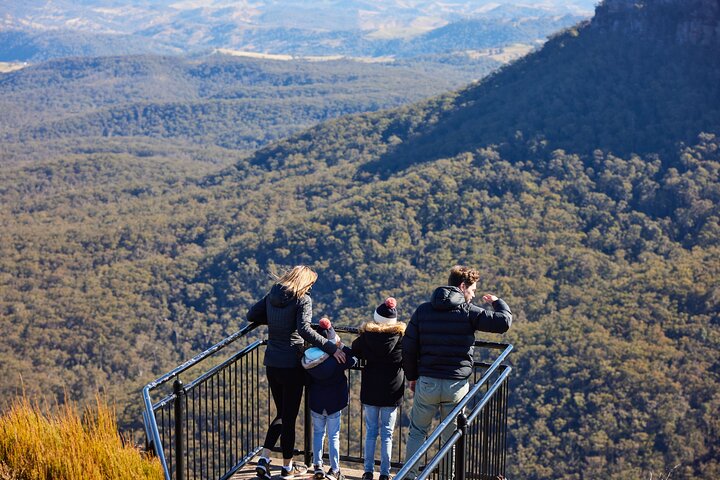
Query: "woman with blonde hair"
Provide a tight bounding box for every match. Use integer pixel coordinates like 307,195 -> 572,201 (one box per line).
247,265 -> 346,480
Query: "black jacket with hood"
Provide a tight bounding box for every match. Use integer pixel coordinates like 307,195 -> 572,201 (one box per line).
247,283 -> 338,368
402,286 -> 512,381
351,322 -> 406,407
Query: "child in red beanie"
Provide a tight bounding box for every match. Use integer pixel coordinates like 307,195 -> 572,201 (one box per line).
303,317 -> 356,480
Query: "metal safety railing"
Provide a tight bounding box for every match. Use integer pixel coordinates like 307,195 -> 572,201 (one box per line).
142,322 -> 267,480
394,342 -> 512,480
143,324 -> 512,480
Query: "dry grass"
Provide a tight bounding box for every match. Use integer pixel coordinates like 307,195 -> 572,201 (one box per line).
0,396 -> 162,480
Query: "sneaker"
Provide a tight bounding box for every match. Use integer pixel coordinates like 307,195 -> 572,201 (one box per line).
325,468 -> 345,480
379,475 -> 391,480
255,457 -> 271,478
314,464 -> 325,479
362,473 -> 373,480
281,463 -> 308,479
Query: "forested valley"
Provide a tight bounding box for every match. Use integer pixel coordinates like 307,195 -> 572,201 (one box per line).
0,53 -> 501,157
1,1 -> 719,479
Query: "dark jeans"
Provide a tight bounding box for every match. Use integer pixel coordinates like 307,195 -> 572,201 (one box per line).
263,365 -> 306,459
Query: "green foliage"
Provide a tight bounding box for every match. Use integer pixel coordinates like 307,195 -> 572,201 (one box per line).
0,54 -> 494,154
5,131 -> 717,478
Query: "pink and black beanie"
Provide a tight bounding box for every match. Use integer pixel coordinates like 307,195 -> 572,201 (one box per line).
318,317 -> 338,343
374,297 -> 398,324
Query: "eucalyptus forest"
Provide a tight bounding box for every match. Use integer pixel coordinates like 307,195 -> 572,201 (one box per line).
1,1 -> 719,479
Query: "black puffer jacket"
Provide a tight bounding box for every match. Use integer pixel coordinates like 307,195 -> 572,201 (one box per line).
351,322 -> 406,407
402,286 -> 512,381
247,284 -> 337,368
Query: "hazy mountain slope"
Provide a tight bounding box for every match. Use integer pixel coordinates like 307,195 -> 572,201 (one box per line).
358,16 -> 720,173
392,15 -> 582,55
234,1 -> 719,181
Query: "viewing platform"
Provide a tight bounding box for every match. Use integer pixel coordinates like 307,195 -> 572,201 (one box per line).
230,460 -> 371,479
142,323 -> 512,480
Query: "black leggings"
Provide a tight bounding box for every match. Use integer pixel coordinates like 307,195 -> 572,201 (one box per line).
263,366 -> 306,459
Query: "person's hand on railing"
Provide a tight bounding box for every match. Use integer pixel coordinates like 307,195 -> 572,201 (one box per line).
333,349 -> 346,363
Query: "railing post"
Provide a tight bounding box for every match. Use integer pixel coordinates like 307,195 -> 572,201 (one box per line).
455,412 -> 468,480
304,386 -> 312,467
173,379 -> 185,480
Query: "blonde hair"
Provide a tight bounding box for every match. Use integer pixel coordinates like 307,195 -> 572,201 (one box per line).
274,265 -> 318,298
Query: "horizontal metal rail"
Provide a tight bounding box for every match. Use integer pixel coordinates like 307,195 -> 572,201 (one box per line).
146,322 -> 262,392
153,340 -> 266,411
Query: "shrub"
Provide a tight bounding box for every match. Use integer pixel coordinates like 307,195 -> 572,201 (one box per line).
0,396 -> 162,480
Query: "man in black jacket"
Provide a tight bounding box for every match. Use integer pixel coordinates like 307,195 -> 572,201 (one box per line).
402,265 -> 512,478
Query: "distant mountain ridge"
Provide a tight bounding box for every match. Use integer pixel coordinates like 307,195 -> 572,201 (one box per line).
388,15 -> 582,56
1,1 -> 596,35
0,1 -> 593,61
0,29 -> 180,62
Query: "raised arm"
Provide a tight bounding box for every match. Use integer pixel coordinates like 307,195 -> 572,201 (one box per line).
296,296 -> 338,355
469,296 -> 512,334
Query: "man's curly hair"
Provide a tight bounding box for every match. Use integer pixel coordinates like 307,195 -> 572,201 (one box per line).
448,265 -> 480,287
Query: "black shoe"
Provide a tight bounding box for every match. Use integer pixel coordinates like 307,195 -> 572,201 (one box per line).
281,463 -> 308,479
361,473 -> 373,480
325,468 -> 345,480
256,457 -> 271,478
314,464 -> 325,479
379,475 -> 391,480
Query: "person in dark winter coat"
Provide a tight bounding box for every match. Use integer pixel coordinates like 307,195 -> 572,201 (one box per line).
247,265 -> 347,480
402,266 -> 512,479
351,297 -> 406,480
303,317 -> 356,480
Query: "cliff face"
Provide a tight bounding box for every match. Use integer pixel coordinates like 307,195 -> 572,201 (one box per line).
592,0 -> 720,45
